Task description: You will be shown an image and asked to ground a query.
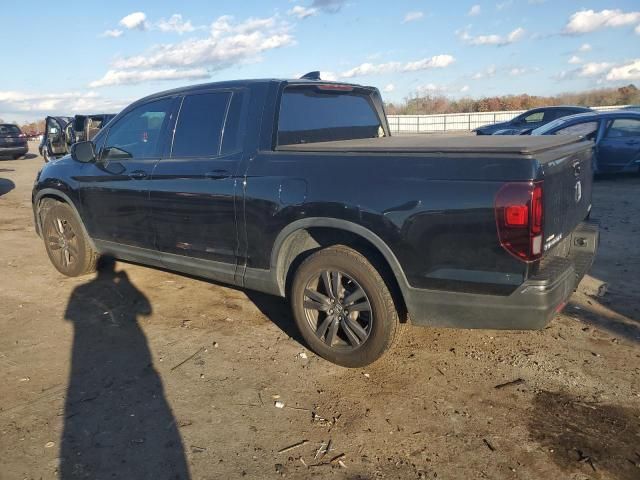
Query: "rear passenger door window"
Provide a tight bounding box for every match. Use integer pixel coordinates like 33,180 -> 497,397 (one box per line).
605,118 -> 640,138
171,92 -> 232,158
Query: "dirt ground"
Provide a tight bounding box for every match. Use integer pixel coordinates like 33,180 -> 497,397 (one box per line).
1,144 -> 639,480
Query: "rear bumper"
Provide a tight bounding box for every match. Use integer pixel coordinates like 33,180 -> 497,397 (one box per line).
406,221 -> 598,330
0,145 -> 28,156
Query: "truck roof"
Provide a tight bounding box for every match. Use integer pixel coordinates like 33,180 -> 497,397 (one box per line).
133,78 -> 373,105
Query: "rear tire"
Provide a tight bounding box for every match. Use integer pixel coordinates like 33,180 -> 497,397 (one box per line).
42,202 -> 98,277
290,245 -> 402,367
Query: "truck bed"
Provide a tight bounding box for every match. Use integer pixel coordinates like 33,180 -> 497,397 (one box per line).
277,135 -> 585,156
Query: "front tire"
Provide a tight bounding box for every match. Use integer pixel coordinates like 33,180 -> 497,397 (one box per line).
42,202 -> 98,277
290,245 -> 402,367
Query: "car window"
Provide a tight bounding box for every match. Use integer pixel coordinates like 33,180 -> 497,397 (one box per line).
523,111 -> 544,123
605,118 -> 640,138
277,85 -> 383,145
172,92 -> 231,158
102,98 -> 172,160
554,121 -> 599,137
531,118 -> 566,135
0,124 -> 21,135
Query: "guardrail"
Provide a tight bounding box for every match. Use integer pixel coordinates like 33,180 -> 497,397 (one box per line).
387,105 -> 628,134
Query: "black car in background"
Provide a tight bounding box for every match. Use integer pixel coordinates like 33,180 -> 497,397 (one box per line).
532,110 -> 640,173
39,114 -> 115,162
0,124 -> 28,159
475,106 -> 592,135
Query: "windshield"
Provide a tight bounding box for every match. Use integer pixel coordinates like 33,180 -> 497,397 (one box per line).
0,124 -> 21,135
531,118 -> 567,135
277,85 -> 384,145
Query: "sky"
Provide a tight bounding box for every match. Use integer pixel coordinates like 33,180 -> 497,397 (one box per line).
1,0 -> 639,122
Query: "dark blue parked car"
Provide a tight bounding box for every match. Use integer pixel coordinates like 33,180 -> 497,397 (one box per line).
532,111 -> 640,173
475,106 -> 592,135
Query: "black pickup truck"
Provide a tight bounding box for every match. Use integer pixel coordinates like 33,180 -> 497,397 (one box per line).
32,76 -> 598,366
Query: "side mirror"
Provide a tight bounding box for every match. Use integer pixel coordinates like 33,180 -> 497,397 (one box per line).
71,141 -> 96,163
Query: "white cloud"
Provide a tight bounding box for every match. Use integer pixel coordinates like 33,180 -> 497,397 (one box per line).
472,65 -> 497,79
416,83 -> 445,94
383,84 -> 395,93
403,11 -> 424,23
403,54 -> 455,71
319,71 -> 338,81
606,59 -> 640,81
288,5 -> 318,19
509,67 -> 527,76
340,54 -> 455,78
460,85 -> 470,93
341,62 -> 400,78
89,68 -> 210,88
564,9 -> 640,34
578,43 -> 592,52
468,5 -> 481,16
90,15 -> 294,88
119,11 -> 148,31
496,1 -> 513,11
568,55 -> 582,65
459,27 -> 525,46
636,24 -> 640,35
578,62 -> 613,77
101,29 -> 123,38
157,14 -> 196,34
92,15 -> 294,87
0,90 -> 128,116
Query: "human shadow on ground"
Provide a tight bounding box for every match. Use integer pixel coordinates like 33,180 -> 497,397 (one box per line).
0,178 -> 15,197
60,256 -> 190,479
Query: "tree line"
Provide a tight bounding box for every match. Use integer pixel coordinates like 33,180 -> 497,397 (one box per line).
385,84 -> 639,115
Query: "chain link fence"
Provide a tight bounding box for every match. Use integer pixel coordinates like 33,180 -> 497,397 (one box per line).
387,105 -> 628,134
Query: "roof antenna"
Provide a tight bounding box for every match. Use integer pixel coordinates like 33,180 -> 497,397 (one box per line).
300,71 -> 321,80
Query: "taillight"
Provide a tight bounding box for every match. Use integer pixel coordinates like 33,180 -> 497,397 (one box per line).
495,181 -> 544,262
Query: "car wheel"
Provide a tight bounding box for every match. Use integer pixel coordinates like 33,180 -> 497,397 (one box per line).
290,245 -> 403,367
42,202 -> 98,277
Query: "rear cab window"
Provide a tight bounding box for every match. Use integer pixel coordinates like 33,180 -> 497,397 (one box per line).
0,124 -> 21,135
277,84 -> 385,146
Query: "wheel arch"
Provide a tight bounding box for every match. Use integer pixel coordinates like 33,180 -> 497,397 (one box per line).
271,218 -> 410,318
34,189 -> 96,250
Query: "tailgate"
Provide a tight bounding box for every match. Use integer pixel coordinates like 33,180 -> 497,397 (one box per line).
541,143 -> 592,254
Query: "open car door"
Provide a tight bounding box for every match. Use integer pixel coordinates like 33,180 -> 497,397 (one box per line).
45,116 -> 72,157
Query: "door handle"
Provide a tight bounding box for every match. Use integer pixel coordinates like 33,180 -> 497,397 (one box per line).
129,170 -> 148,180
204,169 -> 231,180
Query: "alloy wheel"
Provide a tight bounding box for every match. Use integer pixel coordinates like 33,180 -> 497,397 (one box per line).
303,270 -> 372,349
